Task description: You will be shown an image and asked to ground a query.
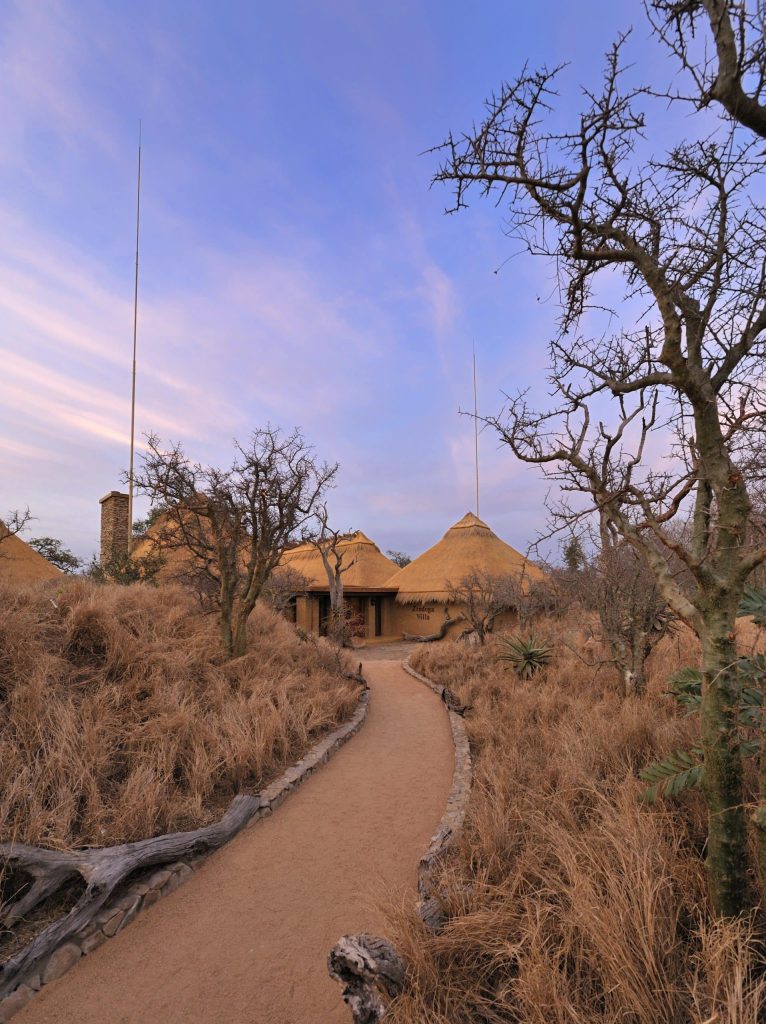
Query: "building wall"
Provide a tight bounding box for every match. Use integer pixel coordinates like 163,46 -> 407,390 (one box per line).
388,601 -> 447,637
295,594 -> 518,641
388,601 -> 519,639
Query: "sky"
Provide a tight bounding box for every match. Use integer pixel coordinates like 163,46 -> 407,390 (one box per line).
0,0 -> 678,563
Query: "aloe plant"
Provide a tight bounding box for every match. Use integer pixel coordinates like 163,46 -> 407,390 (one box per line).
497,634 -> 553,679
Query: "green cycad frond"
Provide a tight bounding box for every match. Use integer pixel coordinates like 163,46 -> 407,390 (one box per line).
739,586 -> 766,626
666,667 -> 702,714
639,748 -> 704,804
640,586 -> 766,807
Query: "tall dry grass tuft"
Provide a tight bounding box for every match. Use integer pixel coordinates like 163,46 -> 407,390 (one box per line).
0,578 -> 358,850
387,617 -> 765,1023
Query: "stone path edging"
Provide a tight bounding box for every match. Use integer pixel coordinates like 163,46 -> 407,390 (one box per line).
0,688 -> 370,1024
401,656 -> 472,930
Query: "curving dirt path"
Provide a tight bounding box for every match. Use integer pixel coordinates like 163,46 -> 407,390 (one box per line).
16,652 -> 453,1024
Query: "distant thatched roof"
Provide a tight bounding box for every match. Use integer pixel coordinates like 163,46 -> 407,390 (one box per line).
278,532 -> 397,591
0,524 -> 62,584
131,513 -> 184,571
384,512 -> 544,605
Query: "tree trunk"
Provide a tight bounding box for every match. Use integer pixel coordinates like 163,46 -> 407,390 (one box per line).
628,630 -> 648,697
754,703 -> 766,897
699,602 -> 749,917
219,610 -> 234,659
609,635 -> 637,697
631,661 -> 646,697
218,575 -> 236,659
231,610 -> 249,659
326,575 -> 346,646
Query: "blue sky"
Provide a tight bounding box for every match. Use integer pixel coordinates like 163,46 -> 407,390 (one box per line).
0,0 -> 668,562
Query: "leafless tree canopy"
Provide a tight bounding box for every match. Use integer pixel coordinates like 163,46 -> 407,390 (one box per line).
447,570 -> 522,643
570,524 -> 672,695
432,4 -> 766,917
262,565 -> 310,618
135,427 -> 337,658
386,549 -> 412,568
647,0 -> 766,137
0,508 -> 32,549
433,35 -> 766,622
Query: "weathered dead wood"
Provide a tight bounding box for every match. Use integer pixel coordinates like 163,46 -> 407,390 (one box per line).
402,615 -> 463,643
0,793 -> 259,997
327,933 -> 405,1024
455,626 -> 478,643
441,687 -> 472,717
416,820 -> 456,933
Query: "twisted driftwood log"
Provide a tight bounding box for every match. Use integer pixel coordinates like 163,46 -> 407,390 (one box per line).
328,934 -> 405,1024
0,793 -> 260,998
402,615 -> 463,643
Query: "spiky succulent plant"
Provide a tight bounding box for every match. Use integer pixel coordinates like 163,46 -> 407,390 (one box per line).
497,634 -> 553,679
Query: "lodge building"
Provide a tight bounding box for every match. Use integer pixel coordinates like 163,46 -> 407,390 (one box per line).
278,511 -> 544,641
94,494 -> 542,642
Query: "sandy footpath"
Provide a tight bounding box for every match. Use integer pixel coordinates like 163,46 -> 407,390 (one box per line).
16,653 -> 453,1024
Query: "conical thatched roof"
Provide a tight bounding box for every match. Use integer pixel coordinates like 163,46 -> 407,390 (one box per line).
0,525 -> 62,584
278,531 -> 397,591
385,512 -> 543,605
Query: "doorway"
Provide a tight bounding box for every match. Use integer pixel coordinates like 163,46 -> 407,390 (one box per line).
372,596 -> 382,637
318,595 -> 331,636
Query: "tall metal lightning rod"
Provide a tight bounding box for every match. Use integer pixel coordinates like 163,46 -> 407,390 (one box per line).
127,123 -> 142,555
473,343 -> 480,519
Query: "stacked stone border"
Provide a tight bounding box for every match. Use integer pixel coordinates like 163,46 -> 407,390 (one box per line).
0,688 -> 370,1023
401,656 -> 472,930
328,655 -> 473,1023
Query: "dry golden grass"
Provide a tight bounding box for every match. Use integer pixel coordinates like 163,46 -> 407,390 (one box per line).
0,578 -> 358,850
389,617 -> 766,1023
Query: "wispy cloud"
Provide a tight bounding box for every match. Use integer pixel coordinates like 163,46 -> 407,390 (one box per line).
0,2 -> 120,173
0,0 -> 561,562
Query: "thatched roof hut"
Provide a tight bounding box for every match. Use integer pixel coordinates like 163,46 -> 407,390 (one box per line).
384,512 -> 543,605
278,532 -> 397,591
0,525 -> 62,584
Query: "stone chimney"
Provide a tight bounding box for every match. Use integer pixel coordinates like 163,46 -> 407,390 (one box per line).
99,491 -> 130,565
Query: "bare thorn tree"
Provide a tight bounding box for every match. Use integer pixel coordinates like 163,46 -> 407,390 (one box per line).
647,1 -> 766,137
262,565 -> 310,618
135,428 -> 337,658
583,522 -> 673,696
386,549 -> 412,568
310,505 -> 356,646
446,570 -> 519,644
433,23 -> 766,915
0,508 -> 33,550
